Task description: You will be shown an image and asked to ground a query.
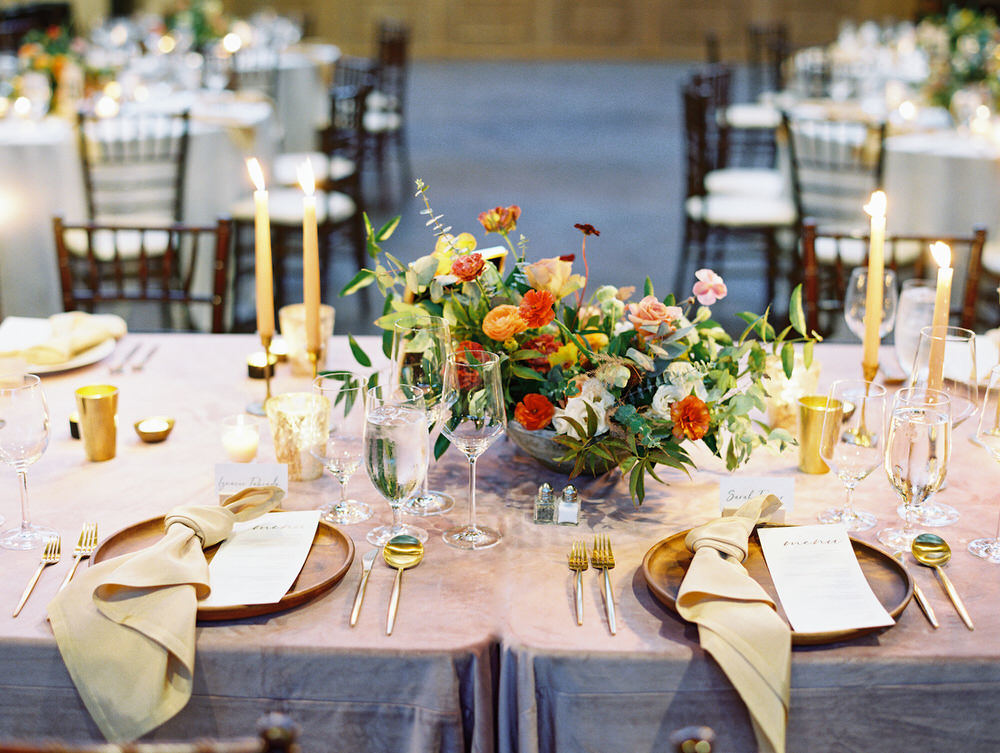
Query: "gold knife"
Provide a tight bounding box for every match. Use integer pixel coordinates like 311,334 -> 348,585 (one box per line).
349,549 -> 377,627
894,552 -> 938,629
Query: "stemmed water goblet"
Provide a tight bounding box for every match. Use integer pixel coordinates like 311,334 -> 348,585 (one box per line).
878,387 -> 951,552
440,350 -> 506,550
0,373 -> 55,550
391,315 -> 455,516
844,267 -> 898,351
363,383 -> 428,546
817,380 -> 886,532
969,364 -> 1000,562
310,373 -> 373,525
901,324 -> 978,526
894,279 -> 936,378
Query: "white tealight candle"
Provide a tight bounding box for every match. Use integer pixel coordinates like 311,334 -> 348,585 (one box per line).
138,418 -> 170,433
222,421 -> 259,463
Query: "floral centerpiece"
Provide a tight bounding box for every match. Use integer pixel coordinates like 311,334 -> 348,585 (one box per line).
342,182 -> 815,502
166,0 -> 229,51
917,6 -> 1000,112
17,26 -> 86,89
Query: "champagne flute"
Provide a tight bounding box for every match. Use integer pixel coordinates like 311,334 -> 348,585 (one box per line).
440,351 -> 506,550
817,380 -> 886,531
0,373 -> 55,550
844,267 -> 898,345
364,383 -> 428,546
970,364 -> 1000,562
391,315 -> 455,516
902,324 -> 977,526
878,388 -> 951,552
311,373 -> 373,525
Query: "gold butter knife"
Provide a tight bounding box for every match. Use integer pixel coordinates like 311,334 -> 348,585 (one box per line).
350,549 -> 377,627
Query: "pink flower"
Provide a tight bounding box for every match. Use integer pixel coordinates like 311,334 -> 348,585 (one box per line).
626,295 -> 682,337
692,269 -> 727,305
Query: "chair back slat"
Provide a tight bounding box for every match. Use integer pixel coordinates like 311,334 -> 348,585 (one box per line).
747,22 -> 788,97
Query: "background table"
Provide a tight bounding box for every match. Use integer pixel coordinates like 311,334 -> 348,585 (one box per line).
0,336 -> 997,752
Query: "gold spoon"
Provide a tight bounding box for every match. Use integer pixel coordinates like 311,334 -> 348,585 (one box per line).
383,534 -> 424,635
912,533 -> 974,630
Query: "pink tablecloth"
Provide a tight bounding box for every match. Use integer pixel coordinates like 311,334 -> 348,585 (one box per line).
0,335 -> 997,753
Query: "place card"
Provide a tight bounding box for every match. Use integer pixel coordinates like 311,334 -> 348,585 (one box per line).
720,476 -> 793,519
757,524 -> 894,634
215,462 -> 288,497
200,510 -> 320,607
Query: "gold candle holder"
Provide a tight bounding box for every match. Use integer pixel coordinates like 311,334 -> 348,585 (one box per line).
265,392 -> 329,481
247,333 -> 275,416
797,395 -> 842,474
75,384 -> 119,462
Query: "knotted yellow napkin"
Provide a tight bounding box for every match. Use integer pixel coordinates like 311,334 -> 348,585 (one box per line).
675,494 -> 790,753
47,486 -> 284,742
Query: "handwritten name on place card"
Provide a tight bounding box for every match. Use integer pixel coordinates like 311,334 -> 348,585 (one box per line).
719,476 -> 793,519
215,463 -> 288,496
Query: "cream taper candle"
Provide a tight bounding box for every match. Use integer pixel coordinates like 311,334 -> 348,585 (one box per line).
298,160 -> 321,354
928,241 -> 952,390
246,158 -> 274,339
862,191 -> 886,379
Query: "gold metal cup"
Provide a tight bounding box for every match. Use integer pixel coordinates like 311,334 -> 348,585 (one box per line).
75,385 -> 119,462
797,395 -> 842,474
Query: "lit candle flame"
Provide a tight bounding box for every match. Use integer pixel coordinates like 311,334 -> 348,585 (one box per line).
864,190 -> 886,218
930,241 -> 952,269
297,160 -> 315,196
246,158 -> 266,192
222,32 -> 242,53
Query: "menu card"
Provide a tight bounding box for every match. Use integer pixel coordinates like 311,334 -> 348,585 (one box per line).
200,510 -> 320,608
757,524 -> 894,633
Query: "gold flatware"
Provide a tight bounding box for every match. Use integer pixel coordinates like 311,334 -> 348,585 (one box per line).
912,533 -> 973,630
350,549 -> 378,627
568,541 -> 588,625
59,522 -> 98,592
383,535 -> 424,636
591,534 -> 617,635
109,343 -> 141,374
13,536 -> 60,617
131,344 -> 160,372
892,551 -> 938,629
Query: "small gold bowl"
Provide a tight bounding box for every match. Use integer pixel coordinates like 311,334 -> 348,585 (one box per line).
134,416 -> 175,443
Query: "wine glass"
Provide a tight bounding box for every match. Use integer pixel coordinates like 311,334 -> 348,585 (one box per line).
902,325 -> 977,526
894,279 -> 935,379
311,373 -> 373,525
0,373 -> 55,550
817,380 -> 886,531
440,351 -> 506,550
364,383 -> 428,546
391,315 -> 455,516
878,387 -> 951,552
843,267 -> 898,345
970,364 -> 1000,562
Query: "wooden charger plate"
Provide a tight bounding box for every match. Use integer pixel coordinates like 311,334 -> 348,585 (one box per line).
92,516 -> 355,621
641,526 -> 913,646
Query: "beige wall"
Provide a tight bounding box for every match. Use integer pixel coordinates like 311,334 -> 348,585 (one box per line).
227,0 -> 919,60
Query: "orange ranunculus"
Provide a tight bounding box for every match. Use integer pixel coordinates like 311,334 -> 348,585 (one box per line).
627,295 -> 682,337
670,394 -> 711,441
451,253 -> 485,282
521,334 -> 560,373
478,205 -> 521,234
518,289 -> 556,328
482,305 -> 527,341
457,340 -> 489,360
515,393 -> 555,431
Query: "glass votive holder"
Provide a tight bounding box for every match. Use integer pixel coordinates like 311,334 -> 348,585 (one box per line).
247,351 -> 277,379
221,414 -> 259,463
278,303 -> 335,376
265,392 -> 329,480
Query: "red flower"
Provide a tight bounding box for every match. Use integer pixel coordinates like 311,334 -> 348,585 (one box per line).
574,223 -> 600,236
450,253 -> 485,282
478,205 -> 521,234
455,340 -> 489,389
518,289 -> 556,328
515,393 -> 555,431
521,334 -> 560,373
670,395 -> 711,441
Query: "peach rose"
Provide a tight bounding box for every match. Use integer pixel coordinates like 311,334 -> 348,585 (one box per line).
524,257 -> 585,299
482,305 -> 528,341
626,295 -> 682,336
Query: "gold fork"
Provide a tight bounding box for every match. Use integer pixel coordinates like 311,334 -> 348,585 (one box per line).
59,522 -> 98,592
591,534 -> 617,635
13,536 -> 61,617
568,541 -> 588,625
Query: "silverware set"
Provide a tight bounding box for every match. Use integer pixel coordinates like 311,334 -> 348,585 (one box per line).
109,343 -> 159,374
567,536 -> 617,634
12,523 -> 98,617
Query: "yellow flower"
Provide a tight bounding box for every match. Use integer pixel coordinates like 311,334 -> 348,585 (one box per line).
432,232 -> 476,275
582,332 -> 609,351
548,342 -> 579,370
524,257 -> 585,299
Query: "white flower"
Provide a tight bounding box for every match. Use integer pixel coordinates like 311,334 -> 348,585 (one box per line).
658,362 -> 708,402
650,384 -> 673,419
553,395 -> 609,439
579,378 -> 615,410
613,320 -> 634,337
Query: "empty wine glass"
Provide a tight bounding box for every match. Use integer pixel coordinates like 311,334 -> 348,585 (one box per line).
0,373 -> 55,550
440,351 -> 506,550
364,383 -> 428,546
878,387 -> 951,552
391,315 -> 455,516
894,279 -> 935,379
902,325 -> 977,526
970,364 -> 1000,562
818,380 -> 886,531
844,267 -> 898,345
311,373 -> 373,525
